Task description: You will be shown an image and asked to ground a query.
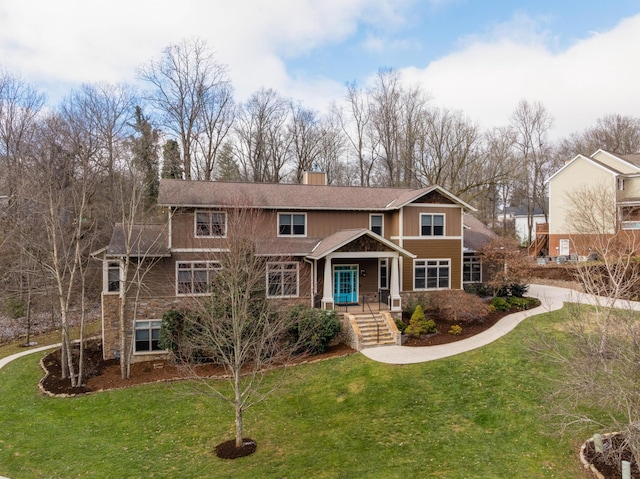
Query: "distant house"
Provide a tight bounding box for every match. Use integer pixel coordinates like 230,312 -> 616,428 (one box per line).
94,173 -> 495,361
547,149 -> 640,257
502,203 -> 547,246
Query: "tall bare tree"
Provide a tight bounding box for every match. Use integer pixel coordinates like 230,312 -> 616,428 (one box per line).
164,206 -> 301,452
139,37 -> 230,180
558,113 -> 640,159
510,100 -> 555,244
234,88 -> 291,183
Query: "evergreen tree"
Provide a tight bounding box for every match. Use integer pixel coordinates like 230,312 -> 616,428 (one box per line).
215,142 -> 241,181
161,139 -> 184,179
129,106 -> 160,207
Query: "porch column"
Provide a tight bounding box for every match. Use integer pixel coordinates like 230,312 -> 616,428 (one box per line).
321,255 -> 334,310
389,255 -> 402,312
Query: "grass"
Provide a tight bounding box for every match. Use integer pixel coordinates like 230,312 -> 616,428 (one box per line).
0,308 -> 591,479
0,320 -> 101,359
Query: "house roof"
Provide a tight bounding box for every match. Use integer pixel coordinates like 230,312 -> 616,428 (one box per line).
306,228 -> 416,260
104,224 -> 170,258
157,179 -> 476,212
463,214 -> 497,252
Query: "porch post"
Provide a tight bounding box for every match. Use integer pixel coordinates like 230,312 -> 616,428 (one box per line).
389,255 -> 402,312
321,255 -> 334,310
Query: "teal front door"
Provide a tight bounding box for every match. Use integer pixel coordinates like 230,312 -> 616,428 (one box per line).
334,266 -> 358,304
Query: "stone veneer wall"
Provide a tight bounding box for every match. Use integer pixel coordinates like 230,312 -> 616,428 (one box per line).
102,294 -> 185,362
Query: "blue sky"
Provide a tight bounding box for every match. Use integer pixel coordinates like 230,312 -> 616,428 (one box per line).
1,0 -> 639,139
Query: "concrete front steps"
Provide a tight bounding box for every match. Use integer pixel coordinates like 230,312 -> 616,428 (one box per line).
343,311 -> 400,350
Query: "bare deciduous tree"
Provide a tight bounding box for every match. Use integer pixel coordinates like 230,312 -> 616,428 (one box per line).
139,37 -> 230,180
164,206 -> 303,452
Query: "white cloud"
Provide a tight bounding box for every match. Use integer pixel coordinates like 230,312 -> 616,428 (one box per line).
401,12 -> 640,138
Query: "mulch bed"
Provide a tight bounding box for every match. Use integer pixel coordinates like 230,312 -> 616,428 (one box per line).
582,434 -> 640,479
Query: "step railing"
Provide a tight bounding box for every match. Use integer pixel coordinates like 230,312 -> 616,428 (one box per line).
361,294 -> 380,344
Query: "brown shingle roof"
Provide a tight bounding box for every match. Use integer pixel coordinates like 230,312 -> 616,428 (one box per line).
463,214 -> 497,252
157,179 -> 474,211
106,224 -> 170,257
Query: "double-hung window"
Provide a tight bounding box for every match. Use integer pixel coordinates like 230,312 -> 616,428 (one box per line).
267,262 -> 299,298
278,213 -> 306,236
370,214 -> 383,236
420,214 -> 445,236
177,261 -> 222,295
134,320 -> 163,353
463,256 -> 482,283
414,259 -> 450,290
195,211 -> 226,237
106,261 -> 121,293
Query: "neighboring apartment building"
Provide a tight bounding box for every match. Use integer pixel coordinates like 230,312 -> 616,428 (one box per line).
95,172 -> 492,362
548,149 -> 640,257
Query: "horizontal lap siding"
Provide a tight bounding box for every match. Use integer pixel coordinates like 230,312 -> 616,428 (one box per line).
401,239 -> 463,291
402,207 -> 462,237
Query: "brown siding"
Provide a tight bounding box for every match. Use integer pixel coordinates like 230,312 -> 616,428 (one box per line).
401,239 -> 463,291
401,206 -> 462,237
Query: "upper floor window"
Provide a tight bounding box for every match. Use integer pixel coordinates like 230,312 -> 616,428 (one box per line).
267,262 -> 299,298
370,214 -> 383,236
106,261 -> 121,293
195,211 -> 226,237
414,259 -> 450,290
463,256 -> 482,283
420,214 -> 445,236
278,213 -> 306,236
176,261 -> 222,295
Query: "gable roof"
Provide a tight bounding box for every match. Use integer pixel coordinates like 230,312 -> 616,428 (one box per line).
306,228 -> 416,260
157,179 -> 476,212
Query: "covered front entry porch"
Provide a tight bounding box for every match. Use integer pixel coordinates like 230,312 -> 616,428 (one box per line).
305,228 -> 415,314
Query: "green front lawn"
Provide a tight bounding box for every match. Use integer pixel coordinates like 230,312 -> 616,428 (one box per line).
0,308 -> 589,479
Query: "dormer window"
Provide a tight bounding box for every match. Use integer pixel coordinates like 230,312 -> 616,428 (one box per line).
278,213 -> 306,236
420,214 -> 445,236
195,211 -> 226,237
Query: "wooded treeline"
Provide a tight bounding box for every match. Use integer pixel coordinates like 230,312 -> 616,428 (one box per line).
1,36 -> 640,348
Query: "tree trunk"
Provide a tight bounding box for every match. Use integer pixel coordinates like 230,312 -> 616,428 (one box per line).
235,369 -> 243,449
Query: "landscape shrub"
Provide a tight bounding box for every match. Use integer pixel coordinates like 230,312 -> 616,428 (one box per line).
496,282 -> 529,298
405,305 -> 435,338
490,297 -> 510,312
463,283 -> 494,297
506,296 -> 538,310
288,305 -> 341,355
448,324 -> 463,335
159,308 -> 208,363
429,290 -> 492,324
402,292 -> 429,316
394,318 -> 407,333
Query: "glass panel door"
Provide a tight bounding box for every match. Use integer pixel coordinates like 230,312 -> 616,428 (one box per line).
334,266 -> 358,304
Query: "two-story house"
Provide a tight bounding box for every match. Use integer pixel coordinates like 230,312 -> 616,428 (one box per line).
547,149 -> 640,257
95,172 -> 486,362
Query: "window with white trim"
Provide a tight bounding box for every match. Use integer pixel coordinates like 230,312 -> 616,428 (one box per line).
134,320 -> 164,353
379,259 -> 388,289
463,256 -> 482,283
106,261 -> 121,293
195,211 -> 226,237
414,259 -> 450,290
420,214 -> 445,236
278,213 -> 306,236
176,261 -> 222,295
370,214 -> 383,236
267,262 -> 299,298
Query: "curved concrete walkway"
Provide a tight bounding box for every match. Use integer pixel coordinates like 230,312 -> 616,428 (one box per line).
0,342 -> 61,371
361,283 -> 640,364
